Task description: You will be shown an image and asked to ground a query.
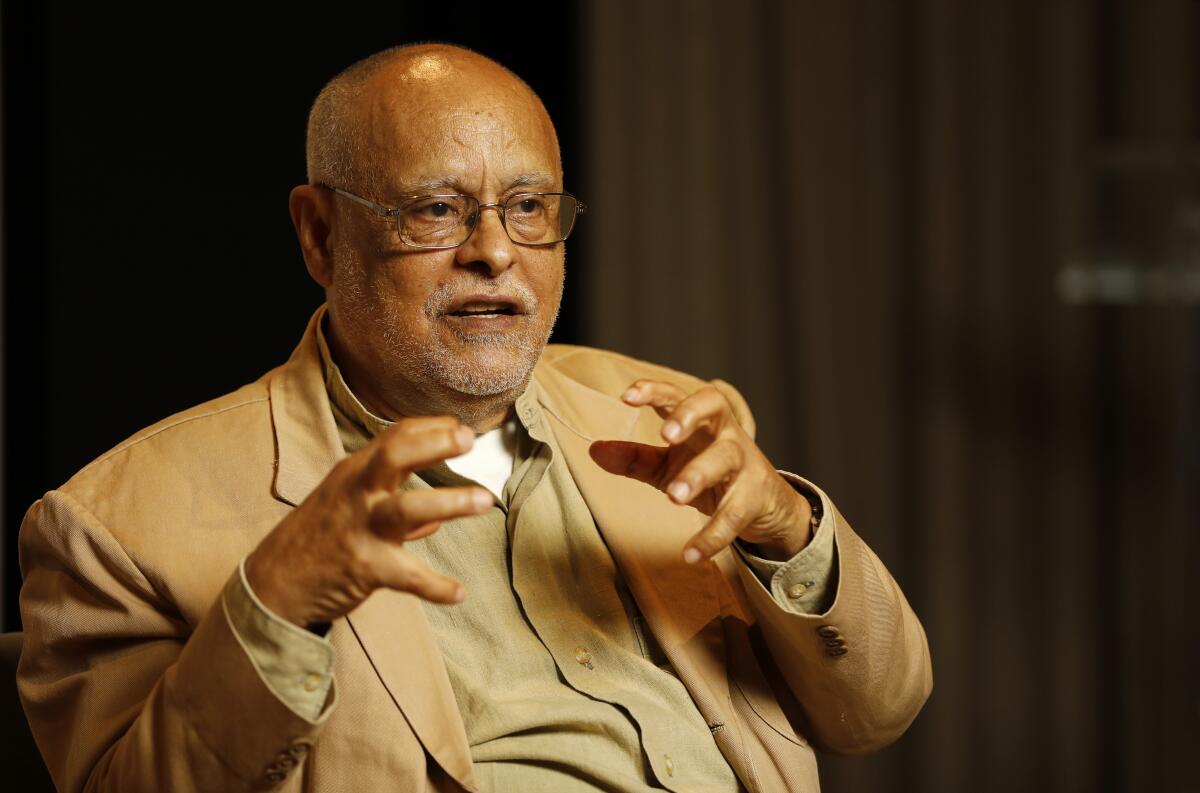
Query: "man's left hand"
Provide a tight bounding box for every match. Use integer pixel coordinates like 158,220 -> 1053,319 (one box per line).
589,380 -> 813,564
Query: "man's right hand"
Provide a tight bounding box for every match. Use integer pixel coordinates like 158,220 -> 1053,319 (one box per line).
244,416 -> 492,627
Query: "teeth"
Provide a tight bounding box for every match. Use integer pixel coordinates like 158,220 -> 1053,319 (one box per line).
452,303 -> 512,316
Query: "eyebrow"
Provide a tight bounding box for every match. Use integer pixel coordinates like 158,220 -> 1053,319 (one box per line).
397,172 -> 558,196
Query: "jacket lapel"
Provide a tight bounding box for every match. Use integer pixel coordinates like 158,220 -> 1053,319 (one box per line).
534,363 -> 737,724
267,307 -> 476,791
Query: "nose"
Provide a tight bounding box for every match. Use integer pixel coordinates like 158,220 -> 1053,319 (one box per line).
454,204 -> 516,277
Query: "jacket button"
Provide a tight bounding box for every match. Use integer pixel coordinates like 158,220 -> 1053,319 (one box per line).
264,770 -> 286,784
816,625 -> 839,639
826,645 -> 849,657
786,583 -> 808,599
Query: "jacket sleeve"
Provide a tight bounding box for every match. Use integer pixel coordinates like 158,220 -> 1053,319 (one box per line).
710,377 -> 932,755
733,484 -> 933,754
17,489 -> 334,793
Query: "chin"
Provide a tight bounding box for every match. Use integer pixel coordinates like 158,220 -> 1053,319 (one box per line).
430,341 -> 541,398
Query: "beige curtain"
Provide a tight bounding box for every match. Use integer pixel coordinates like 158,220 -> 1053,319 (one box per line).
579,2 -> 1200,791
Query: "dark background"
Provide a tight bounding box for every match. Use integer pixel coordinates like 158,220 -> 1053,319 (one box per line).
1,1 -> 585,631
4,2 -> 1199,793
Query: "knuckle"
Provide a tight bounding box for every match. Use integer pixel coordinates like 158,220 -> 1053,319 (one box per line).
342,536 -> 380,586
331,455 -> 360,481
717,438 -> 745,465
392,558 -> 425,591
372,496 -> 406,526
723,505 -> 748,528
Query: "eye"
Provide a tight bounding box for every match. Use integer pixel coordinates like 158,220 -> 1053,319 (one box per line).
418,201 -> 456,219
509,195 -> 546,216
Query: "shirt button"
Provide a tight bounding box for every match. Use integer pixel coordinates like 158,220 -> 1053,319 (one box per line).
786,583 -> 808,599
302,672 -> 323,692
574,647 -> 594,669
287,742 -> 311,758
664,754 -> 675,777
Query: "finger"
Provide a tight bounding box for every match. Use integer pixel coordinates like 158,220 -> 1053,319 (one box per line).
368,486 -> 493,539
374,547 -> 466,604
665,438 -> 744,506
589,440 -> 670,486
683,487 -> 754,563
360,415 -> 463,454
387,415 -> 463,436
359,423 -> 475,491
620,380 -> 689,420
658,386 -> 730,445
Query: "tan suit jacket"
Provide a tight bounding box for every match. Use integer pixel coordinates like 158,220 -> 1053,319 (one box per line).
17,311 -> 931,792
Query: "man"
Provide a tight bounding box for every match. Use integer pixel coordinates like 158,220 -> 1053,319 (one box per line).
17,44 -> 930,792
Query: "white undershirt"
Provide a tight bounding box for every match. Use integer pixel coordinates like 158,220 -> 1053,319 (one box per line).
444,418 -> 520,500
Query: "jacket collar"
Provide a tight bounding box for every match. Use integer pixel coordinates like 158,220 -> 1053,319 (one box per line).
267,307 -> 346,508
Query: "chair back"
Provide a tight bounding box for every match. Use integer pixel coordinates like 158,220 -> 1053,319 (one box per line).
1,632 -> 58,792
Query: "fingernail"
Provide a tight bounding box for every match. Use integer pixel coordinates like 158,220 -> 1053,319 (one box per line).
621,387 -> 638,402
683,547 -> 702,564
472,490 -> 493,509
455,426 -> 475,447
663,421 -> 682,441
453,586 -> 466,603
669,481 -> 691,502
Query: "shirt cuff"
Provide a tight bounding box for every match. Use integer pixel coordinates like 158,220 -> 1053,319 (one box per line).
734,472 -> 838,615
223,557 -> 336,722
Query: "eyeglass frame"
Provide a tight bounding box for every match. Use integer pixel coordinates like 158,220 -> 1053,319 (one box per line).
314,182 -> 586,250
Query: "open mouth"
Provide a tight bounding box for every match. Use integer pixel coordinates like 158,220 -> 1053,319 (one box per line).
442,292 -> 527,320
447,303 -> 518,318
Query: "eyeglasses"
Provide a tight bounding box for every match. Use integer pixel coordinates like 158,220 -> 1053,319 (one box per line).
316,183 -> 585,249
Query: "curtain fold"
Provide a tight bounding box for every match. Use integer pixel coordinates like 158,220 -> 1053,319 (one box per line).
580,2 -> 1199,791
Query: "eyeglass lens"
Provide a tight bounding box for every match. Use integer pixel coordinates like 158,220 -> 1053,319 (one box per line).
398,194 -> 578,247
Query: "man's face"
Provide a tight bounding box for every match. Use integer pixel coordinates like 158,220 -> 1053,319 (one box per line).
327,58 -> 565,416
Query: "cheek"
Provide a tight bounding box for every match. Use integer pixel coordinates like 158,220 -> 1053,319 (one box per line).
530,252 -> 567,299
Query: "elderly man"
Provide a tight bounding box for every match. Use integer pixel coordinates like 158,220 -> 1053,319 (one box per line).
17,44 -> 930,792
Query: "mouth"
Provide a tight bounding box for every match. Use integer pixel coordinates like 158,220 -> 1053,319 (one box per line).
446,303 -> 518,318
442,293 -> 527,320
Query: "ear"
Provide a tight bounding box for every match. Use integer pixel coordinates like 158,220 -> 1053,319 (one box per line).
290,184 -> 336,288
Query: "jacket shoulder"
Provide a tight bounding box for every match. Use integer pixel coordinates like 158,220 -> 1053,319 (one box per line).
537,344 -> 755,437
538,344 -> 710,394
60,379 -> 275,503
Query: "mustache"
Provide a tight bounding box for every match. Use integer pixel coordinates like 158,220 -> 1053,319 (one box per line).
423,279 -> 538,317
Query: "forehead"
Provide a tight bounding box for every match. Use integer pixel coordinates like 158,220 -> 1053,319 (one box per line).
358,60 -> 561,193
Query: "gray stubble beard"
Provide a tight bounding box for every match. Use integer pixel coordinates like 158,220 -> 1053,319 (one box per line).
334,254 -> 563,419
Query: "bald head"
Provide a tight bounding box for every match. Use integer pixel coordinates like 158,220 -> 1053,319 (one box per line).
305,44 -> 560,195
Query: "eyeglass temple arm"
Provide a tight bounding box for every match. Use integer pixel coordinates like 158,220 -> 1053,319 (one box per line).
315,183 -> 399,216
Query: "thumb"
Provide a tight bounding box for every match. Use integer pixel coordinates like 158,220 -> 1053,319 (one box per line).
589,440 -> 669,488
